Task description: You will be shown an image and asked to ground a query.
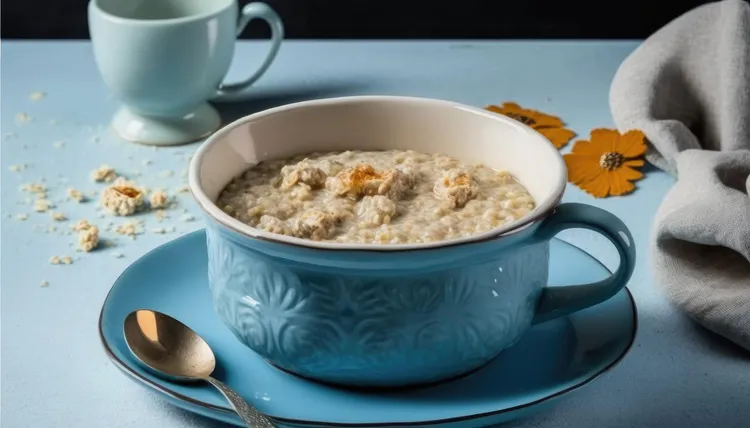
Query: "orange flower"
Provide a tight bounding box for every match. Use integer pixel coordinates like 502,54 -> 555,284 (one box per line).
485,102 -> 576,149
564,128 -> 647,198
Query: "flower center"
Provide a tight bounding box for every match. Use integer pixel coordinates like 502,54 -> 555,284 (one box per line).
599,152 -> 624,170
504,113 -> 537,126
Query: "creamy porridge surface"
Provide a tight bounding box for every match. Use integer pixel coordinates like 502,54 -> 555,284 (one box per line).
217,150 -> 536,244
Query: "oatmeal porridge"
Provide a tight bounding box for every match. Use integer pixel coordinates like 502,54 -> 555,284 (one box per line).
216,150 -> 536,244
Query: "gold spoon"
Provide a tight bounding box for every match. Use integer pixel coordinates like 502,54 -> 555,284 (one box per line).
123,309 -> 275,428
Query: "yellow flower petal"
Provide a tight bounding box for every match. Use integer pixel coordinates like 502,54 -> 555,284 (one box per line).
590,129 -> 621,152
485,105 -> 503,114
571,139 -> 608,156
537,127 -> 576,149
583,175 -> 610,198
564,154 -> 601,184
617,130 -> 647,158
618,165 -> 643,181
485,102 -> 565,129
623,159 -> 644,167
608,170 -> 635,196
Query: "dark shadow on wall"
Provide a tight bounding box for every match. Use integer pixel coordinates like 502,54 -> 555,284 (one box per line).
2,0 -> 713,39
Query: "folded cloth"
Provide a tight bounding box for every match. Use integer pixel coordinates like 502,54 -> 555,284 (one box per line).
610,0 -> 750,351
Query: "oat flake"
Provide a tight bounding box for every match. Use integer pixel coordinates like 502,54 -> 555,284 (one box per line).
29,91 -> 46,101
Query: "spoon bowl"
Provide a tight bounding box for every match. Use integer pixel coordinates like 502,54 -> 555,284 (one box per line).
124,310 -> 216,381
123,309 -> 275,427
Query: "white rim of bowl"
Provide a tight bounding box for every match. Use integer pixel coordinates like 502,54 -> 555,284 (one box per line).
188,95 -> 567,252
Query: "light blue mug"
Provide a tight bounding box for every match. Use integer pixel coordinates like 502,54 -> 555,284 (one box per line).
88,0 -> 284,145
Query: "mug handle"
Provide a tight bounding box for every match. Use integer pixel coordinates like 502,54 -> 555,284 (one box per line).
215,2 -> 284,99
530,203 -> 636,325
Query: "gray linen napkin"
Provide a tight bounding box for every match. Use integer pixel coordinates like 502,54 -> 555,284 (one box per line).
610,0 -> 750,351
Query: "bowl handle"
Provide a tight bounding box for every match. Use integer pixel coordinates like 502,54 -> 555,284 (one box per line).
530,203 -> 636,325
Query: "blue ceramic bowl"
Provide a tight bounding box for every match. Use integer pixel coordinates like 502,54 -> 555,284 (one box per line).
189,96 -> 636,388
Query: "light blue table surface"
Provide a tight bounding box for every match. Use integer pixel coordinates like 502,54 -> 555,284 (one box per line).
1,41 -> 749,428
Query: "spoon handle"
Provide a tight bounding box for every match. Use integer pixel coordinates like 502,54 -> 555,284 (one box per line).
205,376 -> 276,428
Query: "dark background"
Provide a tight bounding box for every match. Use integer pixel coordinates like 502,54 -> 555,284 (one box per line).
2,0 -> 713,39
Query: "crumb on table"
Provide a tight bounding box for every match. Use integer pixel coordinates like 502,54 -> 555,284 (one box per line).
51,212 -> 67,221
78,226 -> 99,252
29,91 -> 46,101
149,190 -> 169,209
101,184 -> 144,216
16,112 -> 32,124
34,199 -> 53,213
91,165 -> 117,183
67,188 -> 86,203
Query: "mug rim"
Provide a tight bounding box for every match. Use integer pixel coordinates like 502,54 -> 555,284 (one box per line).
188,95 -> 568,252
89,0 -> 234,26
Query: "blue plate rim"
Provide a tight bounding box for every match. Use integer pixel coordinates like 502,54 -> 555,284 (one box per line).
98,230 -> 638,427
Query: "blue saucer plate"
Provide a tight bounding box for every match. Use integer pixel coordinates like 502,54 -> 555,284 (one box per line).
99,230 -> 637,427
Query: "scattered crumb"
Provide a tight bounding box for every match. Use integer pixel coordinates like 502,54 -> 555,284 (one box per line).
149,190 -> 169,209
50,212 -> 67,221
142,159 -> 152,166
60,256 -> 73,265
40,280 -> 49,288
101,184 -> 144,216
91,165 -> 117,183
181,214 -> 195,222
78,226 -> 100,252
152,227 -> 168,234
53,140 -> 66,149
21,183 -> 46,194
67,188 -> 87,203
29,91 -> 46,101
16,112 -> 32,124
49,256 -> 60,265
9,164 -> 26,172
112,253 -> 125,259
155,210 -> 169,222
71,219 -> 92,231
16,213 -> 29,221
112,177 -> 138,187
115,221 -> 141,238
175,185 -> 190,194
159,170 -> 174,178
34,199 -> 53,212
